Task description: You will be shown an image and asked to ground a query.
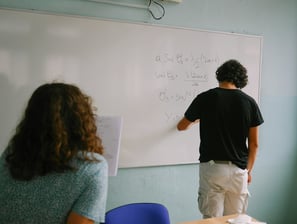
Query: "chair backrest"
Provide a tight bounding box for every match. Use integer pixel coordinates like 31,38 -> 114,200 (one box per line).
105,202 -> 170,224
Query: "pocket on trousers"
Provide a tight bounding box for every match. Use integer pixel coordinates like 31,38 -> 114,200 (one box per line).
235,168 -> 248,175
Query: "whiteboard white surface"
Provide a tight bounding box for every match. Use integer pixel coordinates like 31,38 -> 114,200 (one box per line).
0,9 -> 262,168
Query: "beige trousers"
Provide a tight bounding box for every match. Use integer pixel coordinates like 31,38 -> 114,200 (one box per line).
198,161 -> 249,219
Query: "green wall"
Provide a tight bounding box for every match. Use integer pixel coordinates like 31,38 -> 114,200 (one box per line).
0,0 -> 297,223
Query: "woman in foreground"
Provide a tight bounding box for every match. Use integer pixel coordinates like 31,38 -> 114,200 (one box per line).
0,82 -> 108,224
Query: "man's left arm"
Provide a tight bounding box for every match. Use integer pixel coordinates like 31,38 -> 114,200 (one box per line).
247,126 -> 260,184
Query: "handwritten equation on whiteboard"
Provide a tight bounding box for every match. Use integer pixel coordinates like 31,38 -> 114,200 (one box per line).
153,52 -> 221,123
96,116 -> 123,176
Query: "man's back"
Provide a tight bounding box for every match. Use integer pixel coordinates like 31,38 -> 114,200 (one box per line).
184,87 -> 263,168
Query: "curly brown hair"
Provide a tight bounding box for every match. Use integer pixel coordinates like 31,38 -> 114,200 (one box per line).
216,59 -> 248,89
5,82 -> 104,181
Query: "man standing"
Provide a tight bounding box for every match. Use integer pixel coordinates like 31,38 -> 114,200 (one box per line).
177,59 -> 264,218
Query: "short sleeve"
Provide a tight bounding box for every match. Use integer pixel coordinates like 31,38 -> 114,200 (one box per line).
72,157 -> 108,223
250,101 -> 264,127
185,95 -> 202,122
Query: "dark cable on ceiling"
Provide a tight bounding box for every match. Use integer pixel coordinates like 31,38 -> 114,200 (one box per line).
148,0 -> 165,20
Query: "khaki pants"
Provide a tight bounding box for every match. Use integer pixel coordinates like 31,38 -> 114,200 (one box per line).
198,161 -> 249,219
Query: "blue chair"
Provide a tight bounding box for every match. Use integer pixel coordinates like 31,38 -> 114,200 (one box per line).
105,202 -> 170,224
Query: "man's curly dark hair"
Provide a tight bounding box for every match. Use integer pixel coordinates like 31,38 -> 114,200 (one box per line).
216,59 -> 248,89
5,82 -> 104,181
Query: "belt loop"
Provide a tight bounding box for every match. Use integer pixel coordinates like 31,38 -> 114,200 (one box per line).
209,160 -> 215,165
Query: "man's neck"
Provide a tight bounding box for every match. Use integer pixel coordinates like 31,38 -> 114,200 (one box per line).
218,81 -> 237,89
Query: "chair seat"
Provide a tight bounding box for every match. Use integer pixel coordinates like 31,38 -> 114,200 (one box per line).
105,202 -> 170,224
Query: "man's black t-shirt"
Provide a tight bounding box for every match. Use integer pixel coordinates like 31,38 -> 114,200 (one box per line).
185,87 -> 264,169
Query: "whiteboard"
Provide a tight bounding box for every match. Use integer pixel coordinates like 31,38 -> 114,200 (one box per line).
0,9 -> 262,168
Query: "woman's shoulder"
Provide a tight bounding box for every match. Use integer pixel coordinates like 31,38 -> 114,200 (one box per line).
75,152 -> 108,173
76,151 -> 106,161
91,152 -> 106,161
